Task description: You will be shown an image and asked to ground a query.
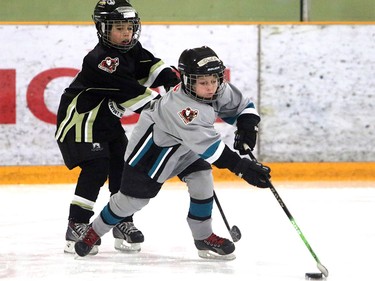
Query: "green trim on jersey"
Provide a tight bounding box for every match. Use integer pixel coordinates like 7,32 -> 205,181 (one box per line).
138,60 -> 166,85
119,88 -> 154,110
55,92 -> 105,143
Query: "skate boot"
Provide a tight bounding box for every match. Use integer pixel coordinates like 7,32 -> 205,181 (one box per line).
194,233 -> 236,260
113,222 -> 144,252
64,220 -> 101,255
74,225 -> 101,257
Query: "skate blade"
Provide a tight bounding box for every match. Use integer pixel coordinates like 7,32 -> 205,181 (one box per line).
114,238 -> 141,253
64,241 -> 99,255
197,250 -> 236,260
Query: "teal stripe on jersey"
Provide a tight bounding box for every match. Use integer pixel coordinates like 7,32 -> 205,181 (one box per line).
148,147 -> 171,178
221,115 -> 237,125
129,137 -> 153,166
199,140 -> 221,160
221,102 -> 256,125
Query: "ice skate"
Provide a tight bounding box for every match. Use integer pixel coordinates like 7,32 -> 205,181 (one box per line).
64,220 -> 101,255
194,233 -> 236,260
74,225 -> 101,257
113,222 -> 144,252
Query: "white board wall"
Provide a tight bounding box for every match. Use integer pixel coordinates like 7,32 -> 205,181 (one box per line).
0,24 -> 373,165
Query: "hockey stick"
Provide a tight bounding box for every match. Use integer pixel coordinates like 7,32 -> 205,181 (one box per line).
213,191 -> 241,242
243,144 -> 329,277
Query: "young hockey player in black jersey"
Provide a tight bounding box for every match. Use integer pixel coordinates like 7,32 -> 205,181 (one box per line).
74,46 -> 271,260
55,0 -> 180,255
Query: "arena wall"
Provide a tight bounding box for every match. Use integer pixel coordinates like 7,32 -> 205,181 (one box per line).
0,24 -> 374,183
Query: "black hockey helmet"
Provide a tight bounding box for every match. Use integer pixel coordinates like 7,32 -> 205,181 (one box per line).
178,46 -> 226,103
93,0 -> 141,53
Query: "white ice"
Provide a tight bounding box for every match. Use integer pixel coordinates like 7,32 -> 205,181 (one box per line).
1,181 -> 374,281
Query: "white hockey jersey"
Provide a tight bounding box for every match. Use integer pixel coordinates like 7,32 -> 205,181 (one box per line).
125,82 -> 259,183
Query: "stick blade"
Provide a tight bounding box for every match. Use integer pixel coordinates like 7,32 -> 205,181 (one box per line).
230,225 -> 241,242
317,263 -> 329,277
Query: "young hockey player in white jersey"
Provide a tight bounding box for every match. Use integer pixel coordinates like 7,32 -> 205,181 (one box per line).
74,46 -> 271,260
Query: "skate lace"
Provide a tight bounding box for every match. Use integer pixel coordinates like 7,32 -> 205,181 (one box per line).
118,222 -> 139,234
205,234 -> 225,247
73,223 -> 88,235
82,227 -> 99,247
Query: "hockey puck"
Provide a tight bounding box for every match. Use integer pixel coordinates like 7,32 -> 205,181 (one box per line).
305,273 -> 323,279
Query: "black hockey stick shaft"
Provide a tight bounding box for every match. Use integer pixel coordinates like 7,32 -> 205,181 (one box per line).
213,191 -> 241,242
213,191 -> 231,230
244,145 -> 328,277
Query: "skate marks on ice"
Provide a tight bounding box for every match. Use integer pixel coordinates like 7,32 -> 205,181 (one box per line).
0,182 -> 375,281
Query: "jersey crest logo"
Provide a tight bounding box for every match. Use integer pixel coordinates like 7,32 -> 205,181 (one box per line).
178,107 -> 198,125
98,57 -> 119,73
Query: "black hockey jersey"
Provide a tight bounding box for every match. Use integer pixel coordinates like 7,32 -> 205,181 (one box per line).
55,42 -> 179,143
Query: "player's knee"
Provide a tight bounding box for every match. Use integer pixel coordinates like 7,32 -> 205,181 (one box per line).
184,169 -> 214,199
110,192 -> 150,216
79,158 -> 110,184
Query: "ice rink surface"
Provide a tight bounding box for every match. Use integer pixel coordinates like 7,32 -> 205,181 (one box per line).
1,181 -> 374,281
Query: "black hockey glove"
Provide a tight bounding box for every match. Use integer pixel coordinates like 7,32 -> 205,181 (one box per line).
234,126 -> 258,154
233,114 -> 260,154
233,158 -> 271,188
163,66 -> 180,92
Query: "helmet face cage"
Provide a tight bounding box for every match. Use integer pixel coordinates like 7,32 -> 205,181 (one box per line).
182,72 -> 226,103
178,46 -> 227,103
93,1 -> 141,53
